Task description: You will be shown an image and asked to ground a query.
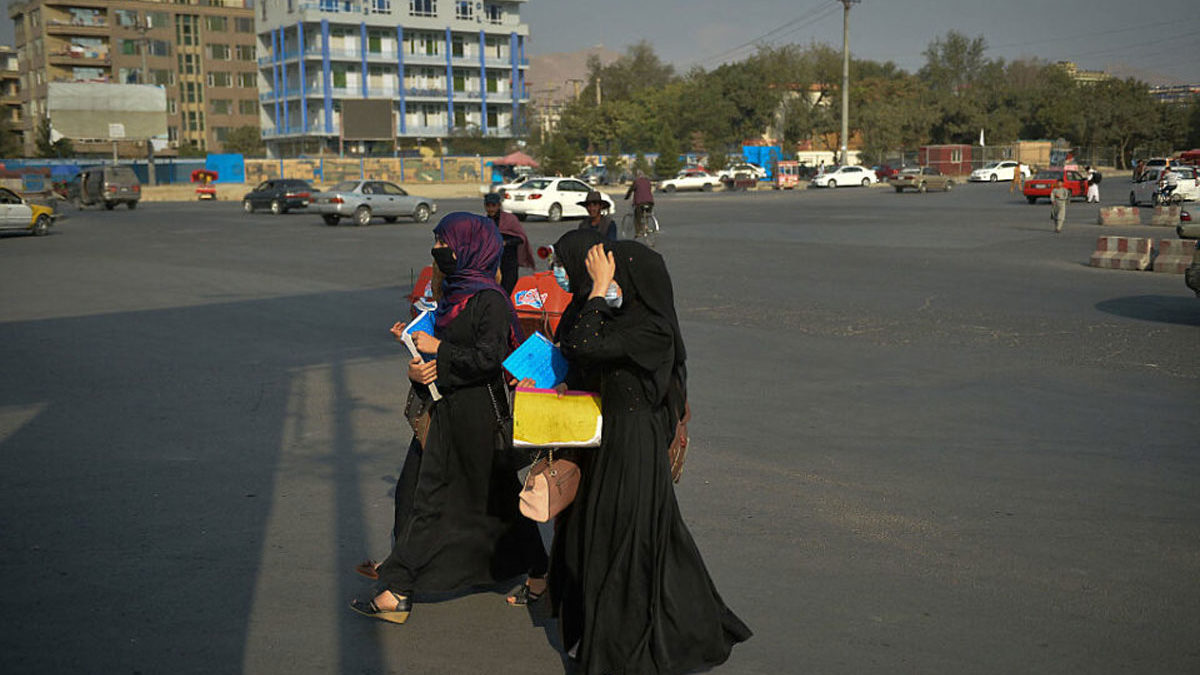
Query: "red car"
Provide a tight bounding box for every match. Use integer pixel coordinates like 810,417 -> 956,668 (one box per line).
1023,168 -> 1087,204
873,165 -> 900,181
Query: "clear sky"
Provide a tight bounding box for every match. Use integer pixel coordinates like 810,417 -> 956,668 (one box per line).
524,0 -> 1200,85
0,1 -> 1193,83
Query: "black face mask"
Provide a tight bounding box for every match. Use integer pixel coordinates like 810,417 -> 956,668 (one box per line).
431,247 -> 457,275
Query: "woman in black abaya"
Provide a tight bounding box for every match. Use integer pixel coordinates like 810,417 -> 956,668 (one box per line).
350,212 -> 545,624
550,239 -> 752,673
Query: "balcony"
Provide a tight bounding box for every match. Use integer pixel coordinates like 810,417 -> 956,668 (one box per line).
405,87 -> 448,99
48,50 -> 111,67
401,124 -> 448,137
45,19 -> 109,37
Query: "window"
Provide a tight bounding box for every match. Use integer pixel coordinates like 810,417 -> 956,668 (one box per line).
236,45 -> 255,61
950,149 -> 962,163
208,71 -> 232,87
370,0 -> 392,13
452,36 -> 463,57
168,99 -> 177,114
115,10 -> 139,28
147,12 -> 169,29
121,39 -> 138,56
186,111 -> 201,131
210,44 -> 231,60
148,39 -> 171,57
211,99 -> 232,115
151,69 -> 173,86
204,16 -> 227,32
235,18 -> 254,33
239,99 -> 258,115
368,34 -> 382,53
178,53 -> 198,75
410,0 -> 436,17
455,1 -> 472,20
168,126 -> 178,142
486,73 -> 497,93
453,70 -> 465,91
486,106 -> 497,128
485,4 -> 502,24
184,82 -> 203,103
332,68 -> 347,88
176,15 -> 198,47
238,72 -> 257,87
214,127 -> 230,142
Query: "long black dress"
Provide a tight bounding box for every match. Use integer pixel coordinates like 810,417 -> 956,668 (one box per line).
552,296 -> 751,674
377,289 -> 544,595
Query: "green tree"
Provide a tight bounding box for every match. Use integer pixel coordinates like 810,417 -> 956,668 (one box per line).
706,147 -> 729,173
652,129 -> 681,178
221,125 -> 265,156
537,133 -> 581,177
35,117 -> 73,158
0,118 -> 22,158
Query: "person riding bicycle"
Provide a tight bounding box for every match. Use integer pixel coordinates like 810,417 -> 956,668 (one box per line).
624,172 -> 655,235
1158,165 -> 1180,202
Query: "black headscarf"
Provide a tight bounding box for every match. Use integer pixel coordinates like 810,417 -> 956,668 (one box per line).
605,240 -> 687,416
551,229 -> 605,342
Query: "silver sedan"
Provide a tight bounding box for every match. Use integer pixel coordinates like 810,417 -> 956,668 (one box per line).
309,180 -> 437,226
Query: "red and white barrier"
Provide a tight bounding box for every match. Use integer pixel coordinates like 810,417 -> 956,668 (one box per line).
1151,239 -> 1198,274
1089,236 -> 1152,271
1150,206 -> 1182,226
1097,206 -> 1140,226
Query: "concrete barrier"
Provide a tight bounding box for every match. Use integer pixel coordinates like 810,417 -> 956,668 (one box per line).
1089,236 -> 1153,271
1151,239 -> 1198,274
1150,205 -> 1182,226
1097,206 -> 1140,226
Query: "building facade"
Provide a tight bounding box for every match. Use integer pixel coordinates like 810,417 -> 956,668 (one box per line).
0,47 -> 21,151
257,0 -> 530,157
7,0 -> 259,157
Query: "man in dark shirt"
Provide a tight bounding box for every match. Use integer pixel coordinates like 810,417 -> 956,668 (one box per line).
577,190 -> 617,241
484,192 -> 534,294
624,172 -> 655,235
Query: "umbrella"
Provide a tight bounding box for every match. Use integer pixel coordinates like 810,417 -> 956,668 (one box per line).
498,151 -> 539,168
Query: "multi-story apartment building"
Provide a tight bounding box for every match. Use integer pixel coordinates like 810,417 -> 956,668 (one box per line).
0,47 -> 21,151
7,0 -> 259,157
258,0 -> 530,157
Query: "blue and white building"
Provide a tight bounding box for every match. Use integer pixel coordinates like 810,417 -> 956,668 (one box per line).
257,0 -> 529,156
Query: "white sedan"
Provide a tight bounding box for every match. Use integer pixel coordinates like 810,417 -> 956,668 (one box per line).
969,161 -> 1031,182
501,177 -> 614,221
717,163 -> 767,181
810,165 -> 875,188
659,170 -> 722,193
1130,166 -> 1200,205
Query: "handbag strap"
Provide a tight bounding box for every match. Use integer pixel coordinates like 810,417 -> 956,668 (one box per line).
485,379 -> 508,426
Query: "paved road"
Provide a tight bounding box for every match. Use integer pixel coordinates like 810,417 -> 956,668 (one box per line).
1,180 -> 1197,675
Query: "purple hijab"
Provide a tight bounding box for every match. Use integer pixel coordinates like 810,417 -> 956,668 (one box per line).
432,212 -> 521,344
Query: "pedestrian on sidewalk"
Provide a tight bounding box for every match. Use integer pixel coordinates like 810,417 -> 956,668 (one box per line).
1050,180 -> 1071,233
1086,167 -> 1102,203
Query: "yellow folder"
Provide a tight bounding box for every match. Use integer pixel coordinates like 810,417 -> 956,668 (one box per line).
512,387 -> 602,448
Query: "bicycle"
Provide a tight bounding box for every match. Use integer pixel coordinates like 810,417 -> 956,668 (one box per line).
1153,185 -> 1184,207
620,203 -> 660,247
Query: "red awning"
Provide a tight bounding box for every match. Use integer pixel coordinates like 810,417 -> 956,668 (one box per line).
497,151 -> 539,167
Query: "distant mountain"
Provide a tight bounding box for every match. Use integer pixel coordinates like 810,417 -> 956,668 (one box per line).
527,45 -> 621,105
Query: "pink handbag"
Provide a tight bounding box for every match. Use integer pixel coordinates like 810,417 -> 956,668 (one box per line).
519,452 -> 581,522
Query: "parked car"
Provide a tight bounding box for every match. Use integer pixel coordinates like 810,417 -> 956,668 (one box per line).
1185,244 -> 1200,298
659,170 -> 722,193
578,164 -> 611,186
1130,166 -> 1200,205
502,177 -> 612,221
495,174 -> 543,195
717,163 -> 767,182
968,161 -> 1030,182
810,165 -> 876,188
0,186 -> 56,236
242,179 -> 314,214
1022,168 -> 1087,204
73,166 -> 141,210
872,164 -> 900,181
889,166 -> 955,193
309,180 -> 436,226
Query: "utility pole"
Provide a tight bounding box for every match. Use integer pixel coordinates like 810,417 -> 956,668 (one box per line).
839,0 -> 859,165
135,18 -> 156,185
595,77 -> 601,106
567,78 -> 583,100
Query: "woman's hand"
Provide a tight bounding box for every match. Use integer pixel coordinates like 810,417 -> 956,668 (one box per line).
554,382 -> 568,398
585,244 -> 615,299
516,377 -> 538,389
390,321 -> 406,341
412,331 -> 441,355
408,357 -> 438,385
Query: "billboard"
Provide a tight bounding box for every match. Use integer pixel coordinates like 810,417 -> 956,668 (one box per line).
341,99 -> 395,141
47,83 -> 168,141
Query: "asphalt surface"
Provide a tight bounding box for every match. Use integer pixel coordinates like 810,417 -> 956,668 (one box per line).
1,177 -> 1197,675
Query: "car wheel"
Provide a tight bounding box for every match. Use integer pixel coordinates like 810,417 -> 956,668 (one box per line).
354,206 -> 371,226
828,179 -> 837,188
918,182 -> 927,193
894,186 -> 903,193
32,214 -> 50,236
412,203 -> 431,223
861,178 -> 871,187
1129,192 -> 1137,206
104,202 -> 115,210
383,216 -> 398,223
664,184 -> 676,193
945,180 -> 954,192
322,214 -> 340,226
127,201 -> 137,210
1026,196 -> 1037,204
547,203 -> 562,222
270,199 -> 282,215
243,199 -> 254,213
989,174 -> 998,182
702,183 -> 713,192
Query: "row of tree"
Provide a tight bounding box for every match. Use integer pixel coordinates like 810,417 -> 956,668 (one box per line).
536,31 -> 1200,175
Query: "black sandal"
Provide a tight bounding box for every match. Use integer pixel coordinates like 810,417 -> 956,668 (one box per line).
350,590 -> 412,624
506,577 -> 546,606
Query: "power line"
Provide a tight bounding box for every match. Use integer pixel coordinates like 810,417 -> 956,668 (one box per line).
684,1 -> 840,69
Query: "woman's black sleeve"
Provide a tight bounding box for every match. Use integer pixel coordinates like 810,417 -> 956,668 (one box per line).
435,292 -> 508,388
562,297 -> 672,366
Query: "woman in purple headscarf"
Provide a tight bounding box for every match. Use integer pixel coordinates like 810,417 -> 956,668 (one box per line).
351,212 -> 545,625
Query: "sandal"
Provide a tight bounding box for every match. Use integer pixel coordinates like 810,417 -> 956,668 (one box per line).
506,577 -> 545,607
349,590 -> 411,624
354,559 -> 381,580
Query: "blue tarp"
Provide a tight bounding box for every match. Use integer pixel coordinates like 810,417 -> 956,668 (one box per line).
205,154 -> 245,183
741,146 -> 782,180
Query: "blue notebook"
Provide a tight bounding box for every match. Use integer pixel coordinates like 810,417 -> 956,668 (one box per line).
503,332 -> 569,389
401,308 -> 441,400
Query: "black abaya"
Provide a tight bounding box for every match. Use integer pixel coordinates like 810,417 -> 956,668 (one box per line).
378,289 -> 545,594
552,296 -> 751,675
